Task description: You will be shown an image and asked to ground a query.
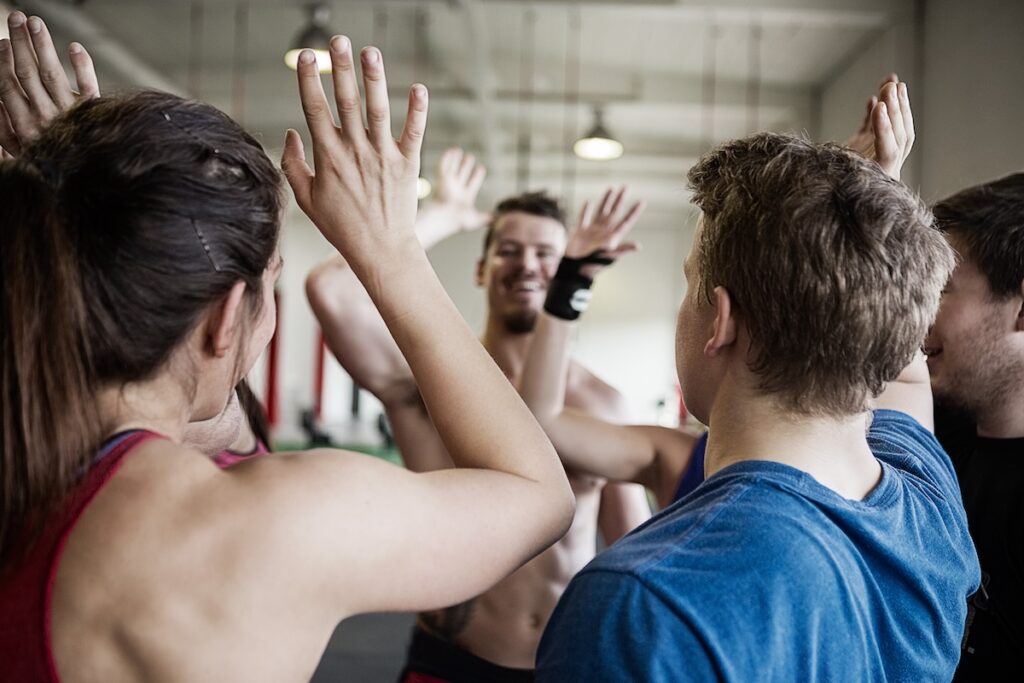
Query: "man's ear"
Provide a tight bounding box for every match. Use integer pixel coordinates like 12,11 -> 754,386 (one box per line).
206,281 -> 249,357
474,259 -> 486,288
704,286 -> 738,357
1016,280 -> 1024,332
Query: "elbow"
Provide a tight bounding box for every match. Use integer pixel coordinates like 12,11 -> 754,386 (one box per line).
304,263 -> 333,313
558,491 -> 577,536
304,268 -> 327,314
549,477 -> 577,540
306,260 -> 354,323
537,406 -> 564,430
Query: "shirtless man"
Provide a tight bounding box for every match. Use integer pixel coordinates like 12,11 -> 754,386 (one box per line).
305,149 -> 650,678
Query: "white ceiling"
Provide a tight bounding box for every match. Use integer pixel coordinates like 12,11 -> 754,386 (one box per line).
13,0 -> 904,210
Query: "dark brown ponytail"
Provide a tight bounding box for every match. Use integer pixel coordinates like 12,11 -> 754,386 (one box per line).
236,379 -> 271,450
0,161 -> 99,567
0,90 -> 283,568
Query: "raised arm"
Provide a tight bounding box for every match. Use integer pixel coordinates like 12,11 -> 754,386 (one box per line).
259,38 -> 572,616
844,76 -> 933,428
875,351 -> 935,431
304,147 -> 488,407
519,189 -> 698,504
842,74 -> 914,182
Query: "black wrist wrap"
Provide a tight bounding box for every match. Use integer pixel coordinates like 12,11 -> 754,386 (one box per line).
543,251 -> 615,320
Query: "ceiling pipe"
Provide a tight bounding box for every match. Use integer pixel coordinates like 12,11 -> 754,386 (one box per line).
16,0 -> 184,94
455,0 -> 502,190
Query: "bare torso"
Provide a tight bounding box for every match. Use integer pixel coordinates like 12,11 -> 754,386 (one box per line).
398,362 -> 627,668
420,472 -> 604,667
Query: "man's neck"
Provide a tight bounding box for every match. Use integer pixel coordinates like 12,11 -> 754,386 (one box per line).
975,395 -> 1024,439
480,314 -> 536,381
704,376 -> 881,501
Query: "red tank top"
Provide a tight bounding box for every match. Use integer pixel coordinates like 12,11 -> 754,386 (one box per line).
0,431 -> 158,682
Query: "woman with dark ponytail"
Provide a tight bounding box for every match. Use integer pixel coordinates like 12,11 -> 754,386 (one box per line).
0,14 -> 573,681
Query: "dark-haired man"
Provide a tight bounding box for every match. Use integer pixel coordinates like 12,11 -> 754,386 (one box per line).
306,148 -> 650,680
530,80 -> 980,682
926,173 -> 1024,681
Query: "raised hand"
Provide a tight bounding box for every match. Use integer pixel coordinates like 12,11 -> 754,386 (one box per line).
432,147 -> 490,232
567,186 -> 645,278
0,12 -> 99,156
842,74 -> 914,181
843,74 -> 897,156
281,37 -> 427,270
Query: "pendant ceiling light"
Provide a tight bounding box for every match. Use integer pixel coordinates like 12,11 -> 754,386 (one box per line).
284,4 -> 333,74
573,106 -> 623,161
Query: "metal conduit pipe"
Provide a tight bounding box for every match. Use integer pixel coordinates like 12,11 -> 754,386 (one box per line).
15,0 -> 184,95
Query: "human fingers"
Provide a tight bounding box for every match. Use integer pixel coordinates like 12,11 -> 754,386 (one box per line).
8,12 -> 58,120
397,83 -> 428,161
606,186 -> 628,223
0,99 -> 21,156
68,42 -> 99,99
27,16 -> 75,109
281,128 -> 315,213
871,100 -> 899,179
881,82 -> 906,155
0,38 -> 35,141
467,163 -> 486,197
328,36 -> 364,141
593,187 -> 615,223
898,82 -> 915,156
295,48 -> 339,158
576,199 -> 593,232
439,147 -> 460,177
361,46 -> 393,148
458,152 -> 477,185
612,200 -> 645,241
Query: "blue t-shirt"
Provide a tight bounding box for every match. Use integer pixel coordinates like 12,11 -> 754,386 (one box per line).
672,431 -> 708,503
536,410 -> 980,682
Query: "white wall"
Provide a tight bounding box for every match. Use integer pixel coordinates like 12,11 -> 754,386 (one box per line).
817,3 -> 919,186
819,0 -> 1024,202
916,0 -> 1024,201
262,197 -> 698,446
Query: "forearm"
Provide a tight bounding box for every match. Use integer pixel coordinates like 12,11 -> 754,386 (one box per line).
306,257 -> 411,400
549,414 -> 658,483
413,201 -> 466,250
598,482 -> 652,545
519,312 -> 574,422
310,200 -> 462,280
356,240 -> 570,492
875,350 -> 934,431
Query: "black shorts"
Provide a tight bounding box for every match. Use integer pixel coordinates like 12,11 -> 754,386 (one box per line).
397,626 -> 535,683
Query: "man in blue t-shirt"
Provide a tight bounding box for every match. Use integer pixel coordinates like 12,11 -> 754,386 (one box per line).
521,78 -> 980,681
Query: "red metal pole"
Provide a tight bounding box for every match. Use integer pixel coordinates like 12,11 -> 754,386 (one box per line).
265,289 -> 281,426
314,329 -> 326,419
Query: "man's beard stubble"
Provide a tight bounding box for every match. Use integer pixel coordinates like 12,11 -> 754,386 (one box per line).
502,308 -> 538,335
933,345 -> 1024,423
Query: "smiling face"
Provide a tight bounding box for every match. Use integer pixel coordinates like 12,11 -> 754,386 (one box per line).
476,211 -> 567,334
924,240 -> 1024,420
